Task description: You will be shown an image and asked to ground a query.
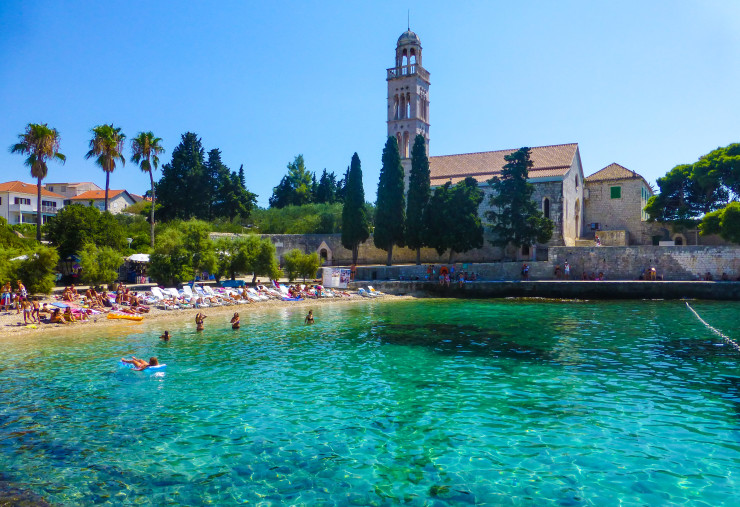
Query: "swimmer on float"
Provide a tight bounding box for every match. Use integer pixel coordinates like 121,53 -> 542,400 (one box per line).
121,356 -> 159,371
231,312 -> 240,330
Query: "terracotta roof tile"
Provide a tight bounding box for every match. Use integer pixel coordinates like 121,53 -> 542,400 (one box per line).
586,163 -> 642,182
429,143 -> 578,186
0,181 -> 64,197
70,189 -> 125,200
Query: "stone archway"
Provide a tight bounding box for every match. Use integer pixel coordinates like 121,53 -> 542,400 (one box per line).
317,241 -> 332,266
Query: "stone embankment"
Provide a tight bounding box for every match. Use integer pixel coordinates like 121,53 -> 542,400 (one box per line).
353,280 -> 740,301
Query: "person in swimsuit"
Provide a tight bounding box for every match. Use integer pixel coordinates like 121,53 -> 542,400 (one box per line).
231,312 -> 240,330
304,309 -> 314,325
21,297 -> 34,324
121,356 -> 159,371
49,308 -> 68,324
160,330 -> 171,342
1,282 -> 11,311
195,312 -> 207,331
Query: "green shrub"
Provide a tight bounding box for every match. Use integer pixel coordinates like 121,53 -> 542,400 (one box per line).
16,245 -> 59,294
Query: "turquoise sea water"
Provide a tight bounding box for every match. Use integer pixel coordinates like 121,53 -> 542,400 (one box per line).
1,298 -> 739,505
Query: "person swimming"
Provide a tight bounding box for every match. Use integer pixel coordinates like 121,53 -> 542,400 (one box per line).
304,309 -> 314,325
195,312 -> 206,331
121,356 -> 159,371
160,330 -> 171,341
230,312 -> 240,330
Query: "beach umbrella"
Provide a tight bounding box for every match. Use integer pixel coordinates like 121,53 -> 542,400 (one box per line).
127,253 -> 150,263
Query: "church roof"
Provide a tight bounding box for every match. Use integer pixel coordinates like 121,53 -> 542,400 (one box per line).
586,163 -> 642,182
429,143 -> 578,186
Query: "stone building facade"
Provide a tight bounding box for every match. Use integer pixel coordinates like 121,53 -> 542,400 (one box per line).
388,30 -> 585,251
583,163 -> 655,245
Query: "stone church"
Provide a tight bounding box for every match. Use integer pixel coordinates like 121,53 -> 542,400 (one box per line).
387,29 -> 585,248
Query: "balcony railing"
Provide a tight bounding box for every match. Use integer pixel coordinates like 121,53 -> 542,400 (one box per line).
387,64 -> 429,81
8,203 -> 59,214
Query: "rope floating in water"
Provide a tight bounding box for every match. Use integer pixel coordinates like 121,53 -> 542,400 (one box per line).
685,302 -> 740,352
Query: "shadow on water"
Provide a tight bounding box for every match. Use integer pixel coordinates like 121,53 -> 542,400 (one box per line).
0,474 -> 50,507
369,323 -> 553,362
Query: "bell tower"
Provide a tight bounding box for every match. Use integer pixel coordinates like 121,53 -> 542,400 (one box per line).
387,29 -> 430,168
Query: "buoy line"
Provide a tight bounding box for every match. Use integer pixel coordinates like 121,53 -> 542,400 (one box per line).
685,302 -> 740,352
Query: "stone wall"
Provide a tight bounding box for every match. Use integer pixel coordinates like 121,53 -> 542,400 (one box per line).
211,232 -> 510,266
353,260 -> 551,282
550,245 -> 740,281
358,279 -> 740,301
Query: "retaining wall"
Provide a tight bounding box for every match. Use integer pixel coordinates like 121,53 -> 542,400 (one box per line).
550,246 -> 740,281
356,280 -> 740,301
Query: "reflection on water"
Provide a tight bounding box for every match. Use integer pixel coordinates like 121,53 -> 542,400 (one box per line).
0,298 -> 739,505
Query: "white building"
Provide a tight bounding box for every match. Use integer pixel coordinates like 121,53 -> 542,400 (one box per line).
0,181 -> 65,225
43,182 -> 103,203
68,189 -> 136,214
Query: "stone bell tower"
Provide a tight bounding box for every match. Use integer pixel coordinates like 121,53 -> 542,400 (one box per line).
387,29 -> 430,177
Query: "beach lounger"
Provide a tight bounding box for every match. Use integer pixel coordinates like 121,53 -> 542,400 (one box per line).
367,286 -> 386,296
246,288 -> 268,301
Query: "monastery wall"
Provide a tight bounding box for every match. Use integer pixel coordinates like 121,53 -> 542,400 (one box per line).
550,246 -> 740,281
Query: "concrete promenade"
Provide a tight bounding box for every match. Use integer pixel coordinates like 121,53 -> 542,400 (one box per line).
352,280 -> 740,301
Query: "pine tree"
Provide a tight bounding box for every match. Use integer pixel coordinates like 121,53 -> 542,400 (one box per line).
406,134 -> 431,265
238,164 -> 246,188
156,132 -> 206,221
423,177 -> 484,262
374,137 -> 406,265
341,153 -> 369,265
487,147 -> 553,247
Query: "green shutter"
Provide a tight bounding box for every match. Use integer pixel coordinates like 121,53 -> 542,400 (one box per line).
610,186 -> 621,199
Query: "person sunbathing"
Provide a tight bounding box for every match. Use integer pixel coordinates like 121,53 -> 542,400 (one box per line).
63,306 -> 77,322
49,308 -> 68,324
121,356 -> 159,371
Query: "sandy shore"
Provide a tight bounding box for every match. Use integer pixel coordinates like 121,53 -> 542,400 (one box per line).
0,292 -> 415,338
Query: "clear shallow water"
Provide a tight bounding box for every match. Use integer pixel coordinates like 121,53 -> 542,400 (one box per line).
1,299 -> 739,505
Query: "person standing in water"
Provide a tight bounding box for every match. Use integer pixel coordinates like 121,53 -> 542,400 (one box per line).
231,312 -> 240,330
195,312 -> 207,331
160,330 -> 171,341
304,309 -> 314,325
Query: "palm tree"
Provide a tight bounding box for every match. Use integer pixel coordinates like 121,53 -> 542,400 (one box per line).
131,132 -> 165,247
10,123 -> 66,241
86,124 -> 126,212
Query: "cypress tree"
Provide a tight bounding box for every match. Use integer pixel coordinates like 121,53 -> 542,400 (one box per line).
341,153 -> 370,265
406,134 -> 431,265
238,164 -> 246,188
487,147 -> 553,247
374,136 -> 406,265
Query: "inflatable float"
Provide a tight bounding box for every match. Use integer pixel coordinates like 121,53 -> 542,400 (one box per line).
119,361 -> 166,372
107,312 -> 144,321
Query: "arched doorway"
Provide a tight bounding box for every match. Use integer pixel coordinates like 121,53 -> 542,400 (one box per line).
316,241 -> 332,266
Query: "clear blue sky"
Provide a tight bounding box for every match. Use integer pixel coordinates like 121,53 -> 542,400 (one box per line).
1,1 -> 738,207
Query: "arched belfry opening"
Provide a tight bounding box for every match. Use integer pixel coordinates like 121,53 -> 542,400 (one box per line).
387,29 -> 429,162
